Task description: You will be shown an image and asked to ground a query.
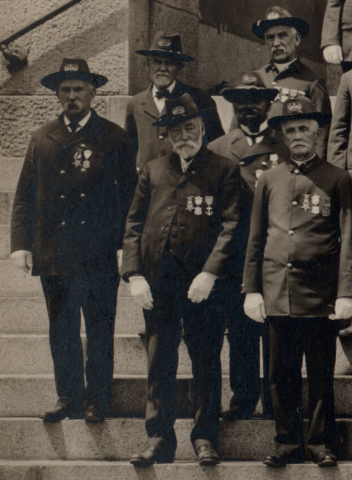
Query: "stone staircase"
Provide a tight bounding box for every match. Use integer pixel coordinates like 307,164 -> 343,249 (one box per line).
2,95 -> 352,479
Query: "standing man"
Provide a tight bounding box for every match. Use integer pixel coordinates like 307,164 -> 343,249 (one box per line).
125,32 -> 224,172
208,72 -> 288,421
251,6 -> 332,160
123,94 -> 241,466
321,0 -> 352,73
10,58 -> 137,423
243,97 -> 352,468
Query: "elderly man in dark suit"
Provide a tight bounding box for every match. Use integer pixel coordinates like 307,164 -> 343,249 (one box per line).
321,0 -> 352,73
243,97 -> 352,468
251,6 -> 331,160
123,94 -> 241,467
125,32 -> 224,172
208,72 -> 288,422
10,58 -> 137,423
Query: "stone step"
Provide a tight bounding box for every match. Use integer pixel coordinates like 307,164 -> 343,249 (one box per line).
2,460 -> 351,480
0,296 -> 144,335
0,333 -> 350,376
0,375 -> 352,419
0,418 -> 350,462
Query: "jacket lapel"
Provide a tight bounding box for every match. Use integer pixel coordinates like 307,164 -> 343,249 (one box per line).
143,86 -> 162,120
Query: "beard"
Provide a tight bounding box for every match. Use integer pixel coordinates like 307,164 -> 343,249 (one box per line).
171,136 -> 203,159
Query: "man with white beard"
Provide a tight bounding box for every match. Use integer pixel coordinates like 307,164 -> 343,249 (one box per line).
122,93 -> 242,467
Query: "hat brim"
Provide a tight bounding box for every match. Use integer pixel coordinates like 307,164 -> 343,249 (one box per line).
251,17 -> 310,40
136,49 -> 195,62
41,71 -> 108,90
221,86 -> 278,103
152,111 -> 202,127
268,112 -> 331,131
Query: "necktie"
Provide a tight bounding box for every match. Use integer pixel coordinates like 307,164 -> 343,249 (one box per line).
68,121 -> 80,133
155,89 -> 172,100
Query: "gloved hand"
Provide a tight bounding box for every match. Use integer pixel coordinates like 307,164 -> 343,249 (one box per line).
329,297 -> 352,320
323,45 -> 343,64
188,272 -> 217,303
10,250 -> 33,274
244,293 -> 266,323
130,276 -> 154,310
117,249 -> 123,274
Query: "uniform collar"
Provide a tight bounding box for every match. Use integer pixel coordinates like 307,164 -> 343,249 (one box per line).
286,153 -> 324,173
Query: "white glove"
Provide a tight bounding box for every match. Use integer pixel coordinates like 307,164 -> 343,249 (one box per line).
188,272 -> 217,303
323,45 -> 343,64
117,249 -> 123,274
10,250 -> 32,274
130,276 -> 154,310
244,293 -> 266,323
329,297 -> 352,320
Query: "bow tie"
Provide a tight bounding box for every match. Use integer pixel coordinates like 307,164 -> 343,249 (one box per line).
155,89 -> 173,100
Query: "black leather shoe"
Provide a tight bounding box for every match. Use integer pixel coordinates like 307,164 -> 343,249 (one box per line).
221,406 -> 252,421
196,444 -> 219,466
130,445 -> 174,467
84,405 -> 105,423
263,450 -> 303,468
314,451 -> 337,467
39,402 -> 79,422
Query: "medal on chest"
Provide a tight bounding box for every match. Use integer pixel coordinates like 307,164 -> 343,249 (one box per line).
185,195 -> 214,216
301,194 -> 311,211
72,144 -> 93,173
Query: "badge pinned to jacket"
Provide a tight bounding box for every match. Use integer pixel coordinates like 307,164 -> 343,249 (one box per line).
185,195 -> 214,216
72,144 -> 93,172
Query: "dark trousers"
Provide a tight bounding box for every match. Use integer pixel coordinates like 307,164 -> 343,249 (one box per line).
143,254 -> 225,454
268,316 -> 337,457
40,274 -> 119,413
227,293 -> 272,417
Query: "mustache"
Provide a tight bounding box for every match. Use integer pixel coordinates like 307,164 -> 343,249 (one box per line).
67,103 -> 79,110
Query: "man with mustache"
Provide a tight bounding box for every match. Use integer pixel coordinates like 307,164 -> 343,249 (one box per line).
125,32 -> 224,172
122,94 -> 242,467
10,59 -> 137,423
243,97 -> 352,468
208,72 -> 288,422
251,6 -> 331,160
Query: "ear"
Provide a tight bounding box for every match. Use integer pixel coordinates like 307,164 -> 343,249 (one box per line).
201,121 -> 206,137
315,127 -> 322,145
295,33 -> 301,48
91,88 -> 96,100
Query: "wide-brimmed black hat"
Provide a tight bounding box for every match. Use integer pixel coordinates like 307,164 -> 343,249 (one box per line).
41,58 -> 108,90
221,72 -> 278,103
136,32 -> 195,62
268,96 -> 331,131
152,94 -> 202,127
251,6 -> 310,40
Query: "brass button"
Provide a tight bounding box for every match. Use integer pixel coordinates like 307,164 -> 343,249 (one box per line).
81,168 -> 87,173
159,135 -> 164,141
288,230 -> 294,236
294,169 -> 300,175
61,221 -> 66,226
169,248 -> 173,253
262,161 -> 268,166
81,221 -> 85,225
292,201 -> 298,206
80,193 -> 86,198
60,195 -> 65,199
168,207 -> 172,211
60,170 -> 65,175
287,263 -> 293,269
161,226 -> 165,231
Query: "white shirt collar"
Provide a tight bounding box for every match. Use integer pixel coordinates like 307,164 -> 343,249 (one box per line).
274,57 -> 297,72
240,121 -> 268,145
152,81 -> 176,98
152,81 -> 177,113
64,110 -> 91,132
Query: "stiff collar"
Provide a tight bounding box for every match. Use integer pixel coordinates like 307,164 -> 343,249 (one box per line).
64,110 -> 91,131
152,80 -> 176,98
286,153 -> 324,174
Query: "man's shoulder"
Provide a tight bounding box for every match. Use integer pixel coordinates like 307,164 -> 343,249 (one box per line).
92,112 -> 127,136
129,87 -> 151,103
206,147 -> 241,172
208,129 -> 244,151
34,117 -> 61,137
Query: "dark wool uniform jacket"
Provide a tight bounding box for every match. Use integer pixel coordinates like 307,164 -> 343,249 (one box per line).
11,109 -> 137,276
242,156 -> 352,317
256,59 -> 332,160
124,79 -> 224,171
328,70 -> 352,169
122,147 -> 241,287
321,0 -> 352,62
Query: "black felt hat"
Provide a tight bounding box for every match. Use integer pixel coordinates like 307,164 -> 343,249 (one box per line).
268,97 -> 331,130
41,58 -> 108,90
221,72 -> 278,103
152,93 -> 203,127
251,6 -> 310,40
136,32 -> 195,62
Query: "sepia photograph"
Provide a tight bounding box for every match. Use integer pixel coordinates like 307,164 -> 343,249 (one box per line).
1,0 -> 352,478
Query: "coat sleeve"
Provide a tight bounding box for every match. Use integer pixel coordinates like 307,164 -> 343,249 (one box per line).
11,133 -> 38,253
327,73 -> 350,169
337,171 -> 352,297
310,78 -> 332,161
112,130 -> 138,249
242,174 -> 269,294
121,166 -> 151,280
124,98 -> 139,163
321,0 -> 343,49
201,162 -> 242,277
